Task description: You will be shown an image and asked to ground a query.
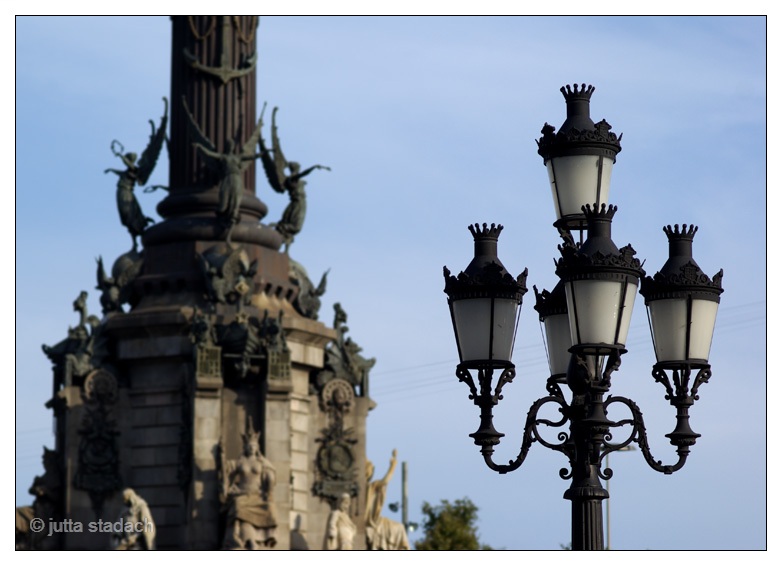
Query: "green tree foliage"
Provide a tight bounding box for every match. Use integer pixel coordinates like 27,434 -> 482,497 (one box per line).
414,497 -> 492,550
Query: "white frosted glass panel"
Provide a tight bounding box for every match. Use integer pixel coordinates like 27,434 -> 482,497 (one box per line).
649,299 -> 687,362
689,299 -> 719,361
547,155 -> 612,219
453,298 -> 491,362
566,280 -> 624,346
544,313 -> 572,376
616,281 -> 638,347
492,298 -> 520,362
453,298 -> 519,363
651,299 -> 719,362
598,157 -> 613,204
546,161 -> 563,218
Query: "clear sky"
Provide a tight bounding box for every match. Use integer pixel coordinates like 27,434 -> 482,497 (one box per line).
15,15 -> 766,551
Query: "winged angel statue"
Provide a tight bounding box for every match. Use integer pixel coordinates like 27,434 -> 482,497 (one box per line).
259,105 -> 330,253
105,98 -> 168,251
184,98 -> 266,245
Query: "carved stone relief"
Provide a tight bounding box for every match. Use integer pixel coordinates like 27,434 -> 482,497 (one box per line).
198,246 -> 258,306
74,369 -> 122,517
313,378 -> 359,503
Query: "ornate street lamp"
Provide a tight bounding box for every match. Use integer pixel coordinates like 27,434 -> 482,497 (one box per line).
443,84 -> 723,550
443,223 -> 528,447
640,224 -> 724,449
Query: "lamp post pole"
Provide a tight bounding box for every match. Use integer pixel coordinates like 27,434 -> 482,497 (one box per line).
605,445 -> 635,550
443,84 -> 723,551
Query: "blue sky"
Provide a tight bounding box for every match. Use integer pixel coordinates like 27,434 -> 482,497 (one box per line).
15,16 -> 766,551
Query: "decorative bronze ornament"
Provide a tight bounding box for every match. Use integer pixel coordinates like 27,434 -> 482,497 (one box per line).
104,98 -> 168,251
232,16 -> 257,44
187,16 -> 216,41
183,16 -> 257,84
260,105 -> 331,253
183,98 -> 266,244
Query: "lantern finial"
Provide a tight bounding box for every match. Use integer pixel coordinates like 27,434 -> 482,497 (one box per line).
468,223 -> 504,240
663,224 -> 698,241
560,83 -> 595,101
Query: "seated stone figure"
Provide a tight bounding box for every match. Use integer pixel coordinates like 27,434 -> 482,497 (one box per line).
221,426 -> 278,549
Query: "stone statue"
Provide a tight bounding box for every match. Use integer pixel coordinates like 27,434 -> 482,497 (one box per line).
323,493 -> 356,550
15,506 -> 34,550
289,258 -> 328,319
96,251 -> 143,314
316,303 -> 375,396
260,104 -> 330,252
221,423 -> 278,549
42,291 -> 103,389
112,488 -> 156,550
16,447 -> 64,550
365,450 -> 410,550
184,98 -> 266,245
105,98 -> 168,251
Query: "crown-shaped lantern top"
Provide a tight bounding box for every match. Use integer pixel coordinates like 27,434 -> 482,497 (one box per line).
562,82 -> 596,100
560,83 -> 596,133
664,223 -> 697,239
556,204 -> 645,281
579,203 -> 618,249
663,223 -> 697,259
640,224 -> 724,301
537,83 -> 622,161
468,222 -> 504,263
468,222 -> 504,239
584,202 -> 617,219
443,223 -> 528,302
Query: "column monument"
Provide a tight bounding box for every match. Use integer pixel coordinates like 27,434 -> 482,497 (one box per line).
28,16 -> 377,550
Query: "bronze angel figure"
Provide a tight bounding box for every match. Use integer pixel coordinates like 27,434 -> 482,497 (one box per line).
184,97 -> 266,245
105,98 -> 168,251
259,104 -> 330,253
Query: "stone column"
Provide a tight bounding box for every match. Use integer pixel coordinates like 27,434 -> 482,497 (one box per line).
280,316 -> 337,550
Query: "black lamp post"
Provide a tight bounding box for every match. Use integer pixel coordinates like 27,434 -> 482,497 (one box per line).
443,84 -> 724,550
